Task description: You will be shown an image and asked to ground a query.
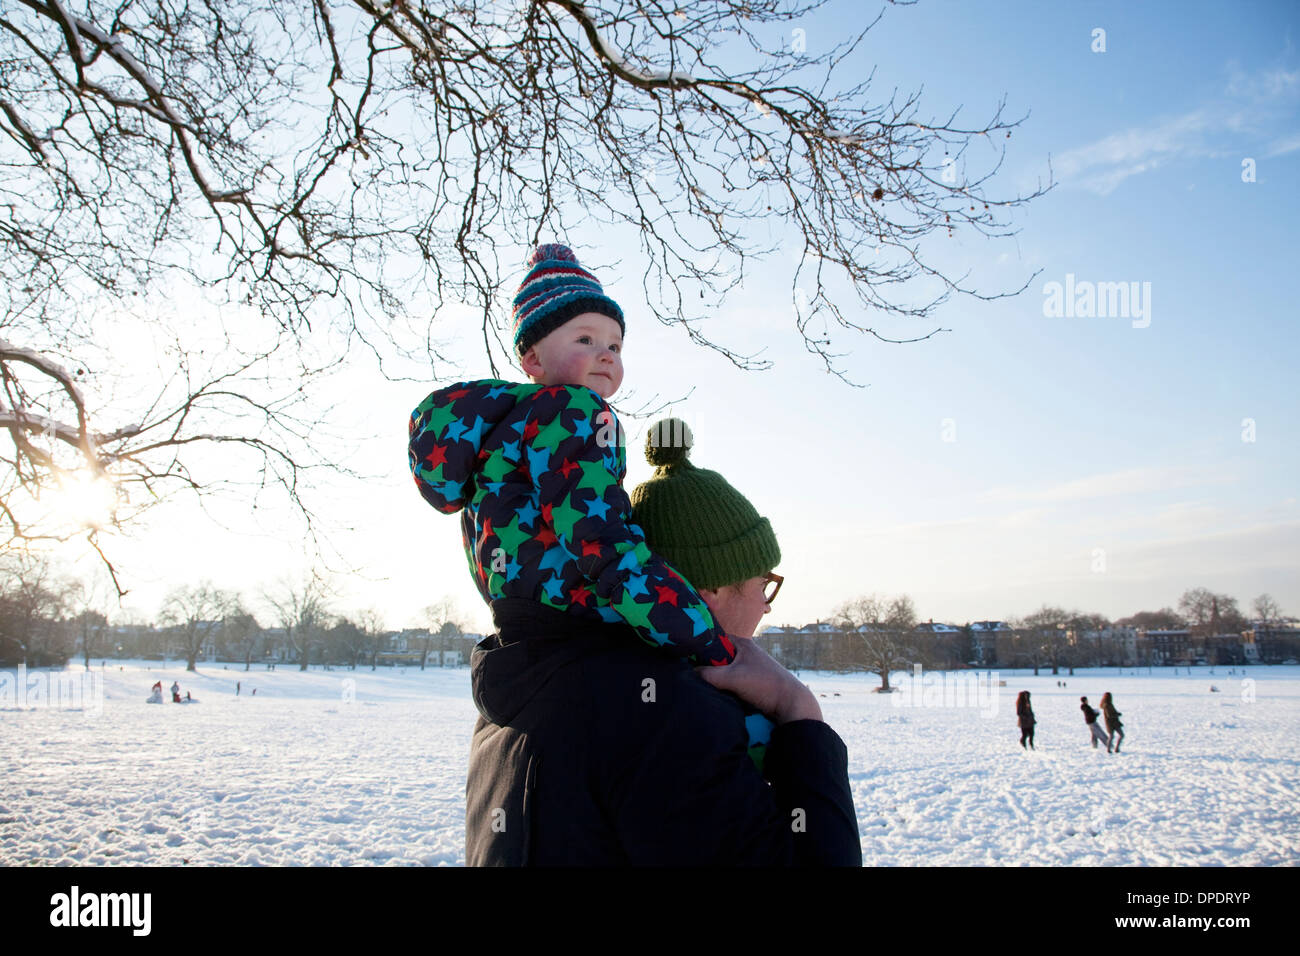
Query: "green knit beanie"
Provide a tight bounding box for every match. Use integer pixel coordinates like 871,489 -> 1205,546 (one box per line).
630,418 -> 780,591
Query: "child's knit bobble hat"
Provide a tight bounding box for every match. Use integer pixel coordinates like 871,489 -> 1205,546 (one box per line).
512,243 -> 626,356
630,418 -> 780,592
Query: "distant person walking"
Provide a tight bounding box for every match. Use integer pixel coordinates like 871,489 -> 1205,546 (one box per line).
1080,696 -> 1110,750
1016,690 -> 1036,750
1100,692 -> 1124,753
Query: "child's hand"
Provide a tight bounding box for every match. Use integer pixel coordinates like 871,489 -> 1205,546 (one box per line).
696,636 -> 822,725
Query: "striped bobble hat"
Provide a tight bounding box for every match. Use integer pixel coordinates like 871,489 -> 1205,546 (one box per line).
630,418 -> 780,592
512,243 -> 626,356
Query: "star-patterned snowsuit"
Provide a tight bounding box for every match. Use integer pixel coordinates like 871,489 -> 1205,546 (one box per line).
408,379 -> 741,667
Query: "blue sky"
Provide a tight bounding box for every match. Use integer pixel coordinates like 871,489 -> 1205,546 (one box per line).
70,0 -> 1299,635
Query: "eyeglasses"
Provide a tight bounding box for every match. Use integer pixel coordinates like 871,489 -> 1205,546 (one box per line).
762,572 -> 783,605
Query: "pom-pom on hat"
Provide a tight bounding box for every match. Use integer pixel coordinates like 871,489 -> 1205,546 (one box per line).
512,243 -> 625,356
630,418 -> 780,592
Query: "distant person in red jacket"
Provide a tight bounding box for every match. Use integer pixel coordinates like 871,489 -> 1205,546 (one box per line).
1016,690 -> 1036,750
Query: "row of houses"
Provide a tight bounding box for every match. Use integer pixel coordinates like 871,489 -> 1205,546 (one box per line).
966,621 -> 1300,668
754,619 -> 1300,670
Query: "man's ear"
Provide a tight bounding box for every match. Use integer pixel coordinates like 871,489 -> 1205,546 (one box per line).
520,345 -> 544,380
696,586 -> 719,605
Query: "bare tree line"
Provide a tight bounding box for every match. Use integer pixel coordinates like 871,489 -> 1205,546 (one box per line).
0,552 -> 470,669
752,588 -> 1296,689
7,542 -> 1289,675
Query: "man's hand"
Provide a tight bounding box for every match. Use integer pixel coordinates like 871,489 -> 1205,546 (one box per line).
696,636 -> 822,725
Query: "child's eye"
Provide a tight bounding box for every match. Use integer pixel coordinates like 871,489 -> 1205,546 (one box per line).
609,343 -> 620,353
578,335 -> 592,344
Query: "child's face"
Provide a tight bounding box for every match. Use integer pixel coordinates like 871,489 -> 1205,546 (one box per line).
521,312 -> 624,399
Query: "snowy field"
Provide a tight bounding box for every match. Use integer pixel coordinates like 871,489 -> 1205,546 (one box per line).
2,660 -> 1297,866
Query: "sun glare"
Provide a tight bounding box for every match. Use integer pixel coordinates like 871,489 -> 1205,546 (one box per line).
49,471 -> 119,529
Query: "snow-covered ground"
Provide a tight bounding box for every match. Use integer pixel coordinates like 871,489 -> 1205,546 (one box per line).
2,661 -> 1297,865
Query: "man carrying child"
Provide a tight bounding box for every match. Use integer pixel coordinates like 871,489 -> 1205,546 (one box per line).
408,244 -> 860,865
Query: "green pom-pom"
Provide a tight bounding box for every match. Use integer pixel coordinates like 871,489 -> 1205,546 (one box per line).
645,418 -> 693,467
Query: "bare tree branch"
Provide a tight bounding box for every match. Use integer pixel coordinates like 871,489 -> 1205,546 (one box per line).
1,0 -> 1048,585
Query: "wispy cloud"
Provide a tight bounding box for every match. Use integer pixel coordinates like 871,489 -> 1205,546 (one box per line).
1266,132 -> 1300,157
979,464 -> 1234,506
1122,519 -> 1300,581
1225,66 -> 1300,99
1054,64 -> 1300,194
1053,112 -> 1215,195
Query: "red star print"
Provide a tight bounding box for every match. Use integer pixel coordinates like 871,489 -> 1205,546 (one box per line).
559,458 -> 579,479
654,585 -> 680,606
524,420 -> 540,441
536,526 -> 557,548
568,586 -> 593,606
446,388 -> 470,401
581,540 -> 603,557
422,445 -> 448,469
